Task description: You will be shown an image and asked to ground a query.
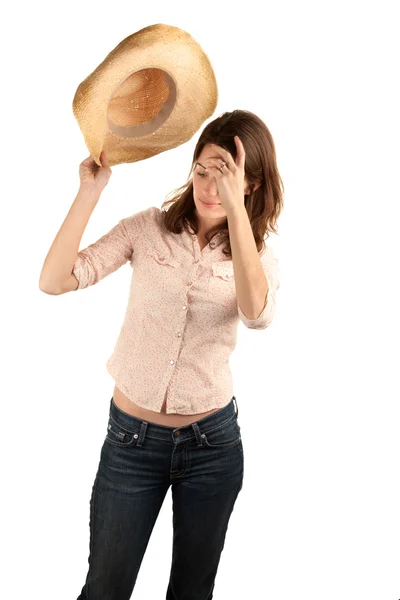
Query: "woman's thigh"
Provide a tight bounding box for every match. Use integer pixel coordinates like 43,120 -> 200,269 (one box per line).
166,412 -> 244,599
77,415 -> 172,600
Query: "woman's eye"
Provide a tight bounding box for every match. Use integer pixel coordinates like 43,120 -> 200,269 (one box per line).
197,172 -> 206,177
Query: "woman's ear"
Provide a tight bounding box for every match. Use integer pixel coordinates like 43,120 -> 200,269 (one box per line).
245,182 -> 261,195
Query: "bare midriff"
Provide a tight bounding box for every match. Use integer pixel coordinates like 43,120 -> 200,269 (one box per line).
112,384 -> 220,427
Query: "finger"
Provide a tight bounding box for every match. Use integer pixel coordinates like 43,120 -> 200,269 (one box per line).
206,163 -> 228,177
208,144 -> 235,170
203,159 -> 230,173
203,164 -> 224,180
234,136 -> 246,169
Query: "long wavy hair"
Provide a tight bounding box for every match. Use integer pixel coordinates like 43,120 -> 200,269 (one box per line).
161,109 -> 284,258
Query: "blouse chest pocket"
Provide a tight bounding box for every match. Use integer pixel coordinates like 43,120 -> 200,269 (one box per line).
147,249 -> 181,270
209,260 -> 235,295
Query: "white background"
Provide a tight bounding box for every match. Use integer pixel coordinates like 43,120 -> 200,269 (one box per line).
1,1 -> 399,599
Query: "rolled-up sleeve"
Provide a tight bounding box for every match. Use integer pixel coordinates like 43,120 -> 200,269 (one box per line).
72,218 -> 134,289
237,245 -> 280,330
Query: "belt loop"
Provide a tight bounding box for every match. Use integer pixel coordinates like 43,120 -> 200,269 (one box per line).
192,421 -> 205,447
232,395 -> 238,419
136,421 -> 148,447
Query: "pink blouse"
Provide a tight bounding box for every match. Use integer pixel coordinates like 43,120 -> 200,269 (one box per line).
72,206 -> 279,415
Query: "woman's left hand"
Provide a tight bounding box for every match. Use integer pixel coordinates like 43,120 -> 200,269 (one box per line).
204,136 -> 246,215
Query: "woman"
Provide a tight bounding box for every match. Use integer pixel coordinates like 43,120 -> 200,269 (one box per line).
39,109 -> 283,600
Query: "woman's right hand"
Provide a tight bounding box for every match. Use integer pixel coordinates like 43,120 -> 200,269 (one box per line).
79,151 -> 112,193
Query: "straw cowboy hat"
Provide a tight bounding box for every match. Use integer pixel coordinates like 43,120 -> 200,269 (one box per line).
72,23 -> 218,167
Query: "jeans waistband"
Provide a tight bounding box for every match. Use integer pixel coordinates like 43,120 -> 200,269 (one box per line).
108,395 -> 239,444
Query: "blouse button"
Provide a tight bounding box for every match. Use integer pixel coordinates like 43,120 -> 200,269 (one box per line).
183,305 -> 187,310
170,360 -> 175,365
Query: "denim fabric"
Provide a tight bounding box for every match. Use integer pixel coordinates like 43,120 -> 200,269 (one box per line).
77,395 -> 244,600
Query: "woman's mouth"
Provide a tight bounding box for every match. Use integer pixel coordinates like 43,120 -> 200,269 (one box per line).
200,198 -> 221,208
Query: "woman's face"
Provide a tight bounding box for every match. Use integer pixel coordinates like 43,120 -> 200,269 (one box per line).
192,144 -> 250,229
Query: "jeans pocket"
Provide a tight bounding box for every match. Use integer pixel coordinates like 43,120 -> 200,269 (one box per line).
105,414 -> 139,448
202,416 -> 242,449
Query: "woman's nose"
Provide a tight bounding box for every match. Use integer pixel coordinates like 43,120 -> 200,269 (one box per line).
205,178 -> 218,195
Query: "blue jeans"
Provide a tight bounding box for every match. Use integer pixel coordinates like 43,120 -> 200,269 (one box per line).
77,395 -> 244,600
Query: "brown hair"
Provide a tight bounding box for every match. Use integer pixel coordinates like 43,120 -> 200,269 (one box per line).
161,109 -> 284,258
